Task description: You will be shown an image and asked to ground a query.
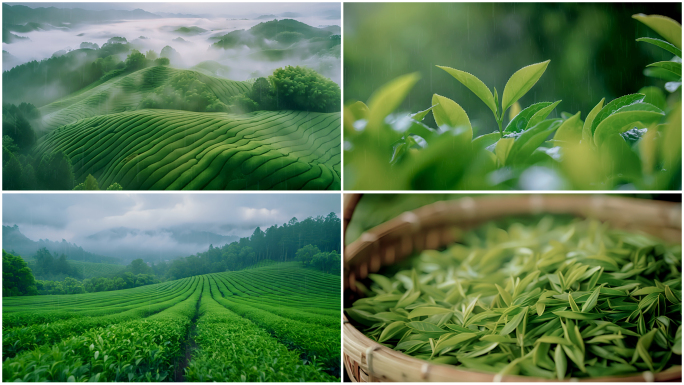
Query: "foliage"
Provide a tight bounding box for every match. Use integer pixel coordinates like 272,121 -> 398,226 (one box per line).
269,65 -> 341,112
2,250 -> 38,296
30,248 -> 83,280
36,151 -> 76,190
311,250 -> 341,274
346,216 -> 682,379
166,213 -> 340,279
185,279 -> 336,381
2,103 -> 37,150
141,71 -> 228,112
125,49 -> 147,71
250,77 -> 275,109
226,93 -> 259,113
106,182 -> 123,190
344,14 -> 681,190
296,244 -> 321,266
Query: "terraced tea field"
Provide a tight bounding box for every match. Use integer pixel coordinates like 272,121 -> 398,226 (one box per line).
35,109 -> 341,190
38,66 -> 252,131
2,262 -> 340,382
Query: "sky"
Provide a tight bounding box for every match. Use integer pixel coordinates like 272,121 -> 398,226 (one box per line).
3,193 -> 340,259
6,2 -> 342,19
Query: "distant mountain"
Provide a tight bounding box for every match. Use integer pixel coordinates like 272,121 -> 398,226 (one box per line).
2,4 -> 160,27
2,225 -> 120,264
85,227 -> 238,247
256,14 -> 277,20
211,19 -> 335,50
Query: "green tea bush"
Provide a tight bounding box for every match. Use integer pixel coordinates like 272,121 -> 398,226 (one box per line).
344,14 -> 681,190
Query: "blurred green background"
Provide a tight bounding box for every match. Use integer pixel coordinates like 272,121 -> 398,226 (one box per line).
344,3 -> 682,135
345,194 -> 682,245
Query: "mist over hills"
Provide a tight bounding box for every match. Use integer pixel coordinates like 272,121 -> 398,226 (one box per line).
3,224 -> 239,264
2,225 -> 119,264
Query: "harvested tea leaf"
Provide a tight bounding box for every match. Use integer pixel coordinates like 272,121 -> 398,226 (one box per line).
346,216 -> 682,379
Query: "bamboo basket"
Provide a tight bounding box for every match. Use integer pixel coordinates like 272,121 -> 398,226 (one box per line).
343,194 -> 682,382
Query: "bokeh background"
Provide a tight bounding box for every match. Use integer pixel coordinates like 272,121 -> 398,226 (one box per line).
344,3 -> 682,135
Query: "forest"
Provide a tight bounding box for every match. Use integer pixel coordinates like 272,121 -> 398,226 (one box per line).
3,212 -> 341,296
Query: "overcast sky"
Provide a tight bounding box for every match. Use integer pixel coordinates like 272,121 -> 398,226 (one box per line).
7,2 -> 341,19
3,193 -> 340,258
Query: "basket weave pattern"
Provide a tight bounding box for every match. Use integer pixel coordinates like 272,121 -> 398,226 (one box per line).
343,195 -> 682,382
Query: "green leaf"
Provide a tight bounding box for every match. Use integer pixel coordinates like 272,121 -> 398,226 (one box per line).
472,132 -> 501,149
647,61 -> 682,77
502,60 -> 550,113
635,329 -> 658,371
582,287 -> 601,313
367,72 -> 421,130
505,102 -> 553,133
553,111 -> 582,144
673,326 -> 682,355
537,336 -> 572,345
554,344 -> 567,380
582,98 -> 605,143
495,284 -> 513,307
437,65 -> 497,115
407,306 -> 453,319
379,321 -> 409,342
410,105 -> 437,122
369,274 -> 394,293
633,14 -> 682,49
406,321 -> 446,333
567,293 -> 580,312
507,119 -> 562,164
591,94 -> 646,135
594,110 -> 664,147
431,94 -> 472,136
525,100 -> 561,130
435,333 -> 479,353
636,37 -> 682,58
495,138 -> 514,166
553,311 -> 605,320
500,307 -> 528,336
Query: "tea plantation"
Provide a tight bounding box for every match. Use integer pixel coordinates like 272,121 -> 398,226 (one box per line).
35,109 -> 341,190
2,262 -> 340,382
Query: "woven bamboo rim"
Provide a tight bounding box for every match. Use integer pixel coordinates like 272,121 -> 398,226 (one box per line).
343,194 -> 682,382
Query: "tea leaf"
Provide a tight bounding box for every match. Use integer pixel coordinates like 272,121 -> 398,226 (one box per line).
431,94 -> 472,138
502,60 -> 550,113
647,61 -> 682,77
406,321 -> 446,333
410,104 -> 437,122
582,287 -> 601,313
581,98 -> 605,143
635,329 -> 658,371
525,100 -> 562,130
407,306 -> 453,319
505,102 -> 553,133
495,284 -> 513,307
367,72 -> 421,130
591,93 -> 646,135
636,37 -> 682,58
553,111 -> 582,144
594,110 -> 664,147
553,311 -> 605,320
437,66 -> 497,115
500,307 -> 528,336
379,321 -> 409,342
554,344 -> 567,380
633,14 -> 682,49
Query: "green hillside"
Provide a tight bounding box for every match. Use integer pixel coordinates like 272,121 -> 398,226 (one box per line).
38,66 -> 252,131
3,262 -> 340,381
35,109 -> 341,190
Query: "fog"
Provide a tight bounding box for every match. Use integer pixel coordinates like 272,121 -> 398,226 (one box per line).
3,4 -> 341,82
3,193 -> 341,262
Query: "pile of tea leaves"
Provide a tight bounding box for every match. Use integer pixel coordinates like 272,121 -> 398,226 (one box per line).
346,216 -> 682,379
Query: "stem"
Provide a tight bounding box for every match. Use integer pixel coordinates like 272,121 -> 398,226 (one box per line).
497,116 -> 503,137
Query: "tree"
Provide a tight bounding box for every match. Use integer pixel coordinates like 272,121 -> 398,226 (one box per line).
107,182 -> 123,190
3,250 -> 38,296
268,66 -> 341,112
145,50 -> 158,61
125,49 -> 146,71
227,94 -> 258,113
2,153 -> 23,190
37,151 -> 75,190
296,244 -> 321,266
3,103 -> 37,150
129,258 -> 150,275
250,77 -> 274,109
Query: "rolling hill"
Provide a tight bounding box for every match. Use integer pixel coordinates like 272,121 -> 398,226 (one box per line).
38,66 -> 252,131
35,108 -> 341,190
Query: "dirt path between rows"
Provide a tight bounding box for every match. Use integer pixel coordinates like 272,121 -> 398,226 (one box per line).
173,284 -> 203,382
